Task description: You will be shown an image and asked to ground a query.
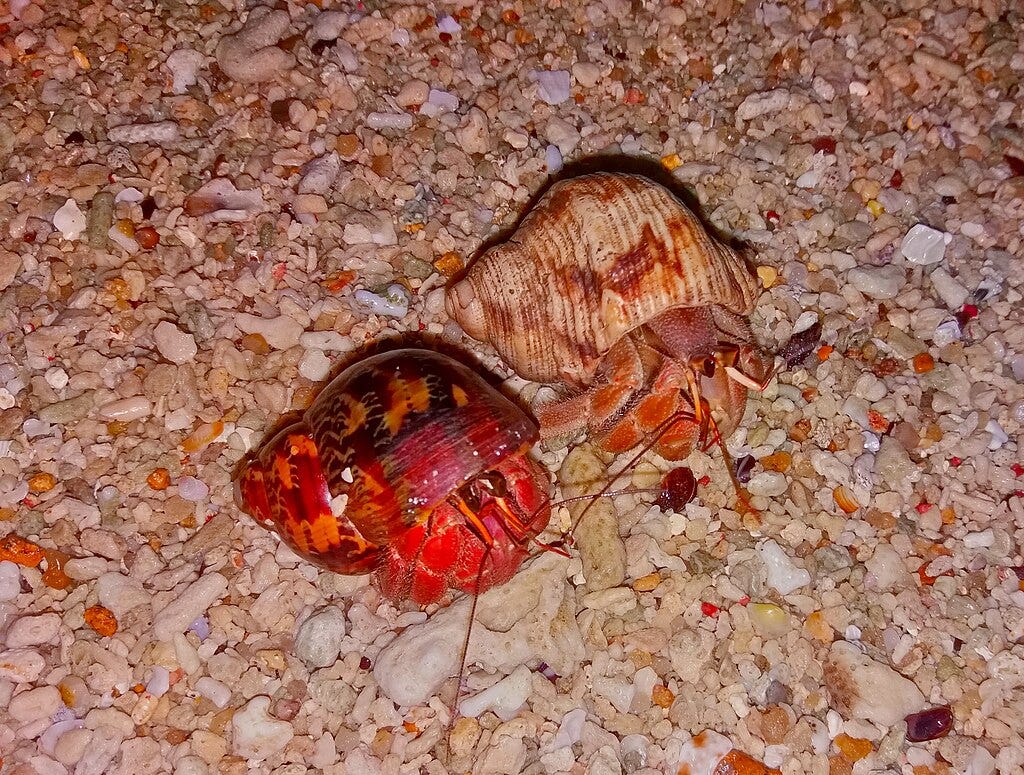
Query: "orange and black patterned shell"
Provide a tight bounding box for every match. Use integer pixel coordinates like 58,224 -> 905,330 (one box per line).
234,349 -> 539,575
445,172 -> 761,386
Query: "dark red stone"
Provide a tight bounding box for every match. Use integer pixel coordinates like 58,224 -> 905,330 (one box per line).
905,706 -> 953,742
657,467 -> 697,513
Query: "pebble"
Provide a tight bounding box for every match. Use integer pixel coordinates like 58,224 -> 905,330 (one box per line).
758,540 -> 811,595
311,10 -> 347,40
420,88 -> 459,117
912,49 -> 964,81
299,349 -> 332,381
366,112 -> 414,131
97,572 -> 152,616
299,331 -> 352,351
963,528 -> 995,549
0,648 -> 46,682
847,266 -> 904,299
824,641 -> 925,726
5,612 -> 60,647
545,144 -> 563,173
235,313 -> 304,350
174,756 -> 211,775
195,676 -> 232,708
551,708 -> 587,750
178,476 -> 210,502
396,79 -> 429,106
572,61 -> 602,88
53,726 -> 92,766
736,89 -> 790,120
531,69 -> 571,105
53,198 -> 86,240
152,573 -> 228,641
0,249 -> 22,290
166,49 -> 205,94
0,561 -> 21,601
99,396 -> 153,421
864,543 -> 912,592
107,121 -> 181,145
153,321 -> 198,364
459,664 -> 533,720
294,606 -> 347,668
232,695 -> 295,759
297,152 -> 341,195
676,730 -> 733,775
900,224 -> 951,265
355,284 -> 411,318
9,685 -> 61,723
927,267 -> 969,309
146,666 -> 170,697
215,8 -> 295,83
745,471 -> 789,497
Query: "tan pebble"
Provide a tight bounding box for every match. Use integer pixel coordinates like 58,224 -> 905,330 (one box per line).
632,572 -> 661,592
54,727 -> 94,766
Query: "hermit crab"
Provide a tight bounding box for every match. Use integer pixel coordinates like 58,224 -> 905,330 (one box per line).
445,172 -> 775,470
234,349 -> 552,605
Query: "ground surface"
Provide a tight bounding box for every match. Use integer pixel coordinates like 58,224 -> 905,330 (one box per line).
1,0 -> 1023,774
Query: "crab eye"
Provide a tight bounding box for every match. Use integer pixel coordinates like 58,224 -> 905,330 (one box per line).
699,357 -> 716,377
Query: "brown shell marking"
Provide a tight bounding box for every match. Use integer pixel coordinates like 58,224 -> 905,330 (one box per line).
446,173 -> 761,386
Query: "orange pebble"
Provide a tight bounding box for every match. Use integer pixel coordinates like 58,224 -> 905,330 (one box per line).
759,451 -> 792,472
652,684 -> 675,708
84,605 -> 118,637
181,420 -> 224,453
912,353 -> 935,373
28,472 -> 56,493
817,344 -> 834,361
147,468 -> 171,490
804,610 -> 834,642
834,733 -> 873,762
713,750 -> 781,775
0,534 -> 45,568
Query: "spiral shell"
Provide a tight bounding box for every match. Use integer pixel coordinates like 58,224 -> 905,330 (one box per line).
446,172 -> 761,386
234,349 -> 542,579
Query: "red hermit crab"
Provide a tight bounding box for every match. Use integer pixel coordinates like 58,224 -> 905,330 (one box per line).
445,172 -> 775,468
234,349 -> 552,605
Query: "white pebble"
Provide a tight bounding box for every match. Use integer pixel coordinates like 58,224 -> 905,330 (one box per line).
0,561 -> 21,601
43,720 -> 86,760
745,471 -> 788,497
592,674 -> 635,714
551,707 -> 586,750
173,632 -> 202,675
146,666 -> 170,697
847,266 -> 903,299
459,664 -> 533,720
436,14 -> 460,33
44,367 -> 68,390
9,685 -> 61,722
0,648 -> 45,682
299,331 -> 352,351
852,374 -> 886,402
933,319 -> 962,346
177,476 -> 210,502
365,112 -> 413,131
64,557 -> 109,581
166,49 -> 204,94
986,419 -> 1008,450
676,730 -> 733,775
758,539 -> 811,595
545,144 -> 563,173
232,695 -> 295,759
531,69 -> 571,105
299,349 -> 332,382
864,543 -> 911,592
97,572 -> 151,616
900,223 -> 951,266
154,321 -> 198,364
930,267 -> 969,309
297,153 -> 341,195
963,529 -> 995,549
107,121 -> 181,145
736,88 -> 790,120
195,676 -> 232,708
355,284 -> 410,318
294,607 -> 347,668
6,613 -> 60,648
99,396 -> 153,422
153,573 -> 228,642
53,199 -> 86,240
174,756 -> 210,775
419,88 -> 458,117
235,312 -> 304,350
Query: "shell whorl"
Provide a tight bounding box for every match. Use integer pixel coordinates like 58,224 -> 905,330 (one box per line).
450,173 -> 761,386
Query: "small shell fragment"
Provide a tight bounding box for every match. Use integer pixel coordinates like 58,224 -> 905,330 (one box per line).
833,485 -> 860,514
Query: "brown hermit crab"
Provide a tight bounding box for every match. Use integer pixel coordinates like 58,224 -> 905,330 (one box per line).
445,172 -> 776,476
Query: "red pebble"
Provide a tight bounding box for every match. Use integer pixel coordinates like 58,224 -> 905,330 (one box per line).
905,706 -> 953,742
1011,463 -> 1024,477
701,601 -> 719,617
915,502 -> 931,514
657,467 -> 697,513
135,226 -> 159,249
949,457 -> 962,467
